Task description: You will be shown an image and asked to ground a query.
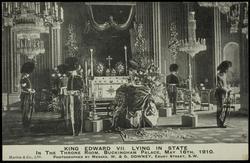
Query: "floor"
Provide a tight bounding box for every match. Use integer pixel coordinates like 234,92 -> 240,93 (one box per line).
2,105 -> 248,145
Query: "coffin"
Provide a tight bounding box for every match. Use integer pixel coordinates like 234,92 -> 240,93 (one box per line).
89,76 -> 129,100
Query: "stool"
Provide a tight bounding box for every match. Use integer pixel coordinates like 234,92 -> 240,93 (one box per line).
159,107 -> 172,117
84,118 -> 103,132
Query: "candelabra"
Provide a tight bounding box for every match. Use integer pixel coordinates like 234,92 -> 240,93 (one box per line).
2,2 -> 64,59
16,38 -> 45,59
179,12 -> 206,126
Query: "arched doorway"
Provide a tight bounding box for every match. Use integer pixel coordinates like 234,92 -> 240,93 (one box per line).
223,42 -> 240,87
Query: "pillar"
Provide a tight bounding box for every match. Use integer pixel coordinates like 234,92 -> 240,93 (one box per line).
152,2 -> 162,72
239,3 -> 249,114
2,26 -> 21,110
50,23 -> 62,69
213,8 -> 222,88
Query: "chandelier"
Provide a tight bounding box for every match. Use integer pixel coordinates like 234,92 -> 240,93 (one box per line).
179,12 -> 207,57
16,33 -> 45,59
179,11 -> 207,115
198,2 -> 248,39
2,2 -> 64,59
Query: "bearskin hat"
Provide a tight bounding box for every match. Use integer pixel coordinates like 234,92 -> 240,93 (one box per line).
65,57 -> 80,71
57,64 -> 68,74
169,64 -> 179,72
21,62 -> 35,74
217,60 -> 232,72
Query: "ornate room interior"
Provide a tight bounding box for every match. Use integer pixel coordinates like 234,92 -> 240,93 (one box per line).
2,2 -> 249,145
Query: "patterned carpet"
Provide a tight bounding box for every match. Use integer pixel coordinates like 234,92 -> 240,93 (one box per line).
2,108 -> 248,145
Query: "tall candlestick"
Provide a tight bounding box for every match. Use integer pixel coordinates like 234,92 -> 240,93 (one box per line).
61,7 -> 64,20
48,2 -> 50,9
55,7 -> 58,19
85,61 -> 88,86
8,3 -> 10,14
37,2 -> 40,14
124,45 -> 128,75
90,49 -> 94,76
45,2 -> 48,14
93,93 -> 96,109
35,3 -> 37,14
14,2 -> 18,8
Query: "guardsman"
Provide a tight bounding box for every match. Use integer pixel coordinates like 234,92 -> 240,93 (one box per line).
66,57 -> 84,136
20,62 -> 36,128
215,61 -> 232,128
166,64 -> 180,115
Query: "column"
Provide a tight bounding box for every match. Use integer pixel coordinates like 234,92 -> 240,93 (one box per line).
2,26 -> 21,110
12,30 -> 21,94
239,4 -> 249,114
213,8 -> 222,88
152,2 -> 162,72
239,36 -> 249,114
2,26 -> 11,110
50,23 -> 62,69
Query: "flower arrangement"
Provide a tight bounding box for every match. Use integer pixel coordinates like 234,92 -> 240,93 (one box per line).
48,96 -> 61,113
115,62 -> 125,75
129,59 -> 167,109
96,62 -> 104,76
65,24 -> 79,57
133,23 -> 147,67
168,22 -> 180,63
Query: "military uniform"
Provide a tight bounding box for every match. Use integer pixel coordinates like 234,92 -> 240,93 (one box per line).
59,76 -> 69,121
67,68 -> 84,136
166,73 -> 179,114
215,73 -> 231,127
20,74 -> 35,128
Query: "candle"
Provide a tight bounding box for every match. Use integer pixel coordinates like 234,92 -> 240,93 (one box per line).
14,2 -> 18,8
8,3 -> 10,14
45,2 -> 48,14
61,7 -> 64,20
55,7 -> 58,19
90,49 -> 94,76
124,45 -> 127,75
85,61 -> 88,86
185,39 -> 188,45
48,2 -> 50,9
37,2 -> 40,14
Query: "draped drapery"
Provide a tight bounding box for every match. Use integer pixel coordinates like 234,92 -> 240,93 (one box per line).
86,5 -> 135,31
